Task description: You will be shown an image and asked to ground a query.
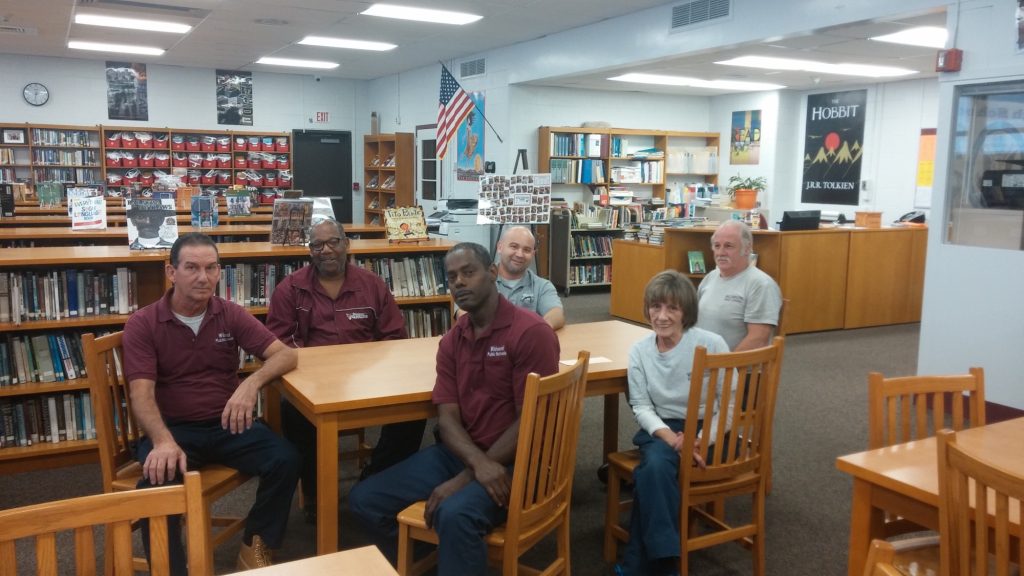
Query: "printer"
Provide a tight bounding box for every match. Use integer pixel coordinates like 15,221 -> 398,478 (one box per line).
428,199 -> 495,255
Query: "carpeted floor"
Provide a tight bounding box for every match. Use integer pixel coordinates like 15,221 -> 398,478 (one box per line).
0,290 -> 920,574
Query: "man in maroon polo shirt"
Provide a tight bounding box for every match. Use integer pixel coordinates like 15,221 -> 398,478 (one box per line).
123,232 -> 300,572
266,218 -> 423,523
349,242 -> 560,574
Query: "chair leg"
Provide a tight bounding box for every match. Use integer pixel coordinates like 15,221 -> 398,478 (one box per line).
753,491 -> 766,576
398,523 -> 413,576
604,465 -> 622,563
559,517 -> 571,576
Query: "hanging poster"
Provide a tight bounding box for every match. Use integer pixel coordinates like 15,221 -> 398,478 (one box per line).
801,90 -> 866,205
106,62 -> 149,121
730,110 -> 761,165
477,174 -> 551,224
914,128 -> 937,208
456,91 -> 485,182
216,70 -> 253,126
1017,0 -> 1024,52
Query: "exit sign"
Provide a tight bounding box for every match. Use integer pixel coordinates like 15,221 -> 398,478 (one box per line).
314,111 -> 330,123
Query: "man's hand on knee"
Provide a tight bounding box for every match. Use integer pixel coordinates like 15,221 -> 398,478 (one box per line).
425,471 -> 472,529
144,441 -> 187,485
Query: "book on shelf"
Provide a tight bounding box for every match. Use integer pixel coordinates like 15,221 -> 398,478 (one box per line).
71,195 -> 107,230
587,134 -> 603,158
127,198 -> 177,249
0,184 -> 14,217
190,195 -> 219,228
270,198 -> 313,246
688,251 -> 707,274
383,206 -> 428,242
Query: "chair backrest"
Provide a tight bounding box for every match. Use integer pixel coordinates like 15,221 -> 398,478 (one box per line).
81,331 -> 138,490
681,337 -> 785,484
938,428 -> 1024,576
868,368 -> 985,449
502,350 -> 590,573
0,471 -> 209,576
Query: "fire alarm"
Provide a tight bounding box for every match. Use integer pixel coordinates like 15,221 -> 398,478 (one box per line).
352,182 -> 360,191
935,48 -> 963,72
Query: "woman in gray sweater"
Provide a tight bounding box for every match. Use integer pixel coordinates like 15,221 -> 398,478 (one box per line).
616,270 -> 728,576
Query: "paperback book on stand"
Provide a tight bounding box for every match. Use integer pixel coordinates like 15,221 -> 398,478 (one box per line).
127,198 -> 177,250
190,195 -> 219,228
687,251 -> 706,274
65,186 -> 102,216
37,182 -> 63,209
270,198 -> 313,246
225,190 -> 252,216
383,206 -> 428,242
71,195 -> 107,230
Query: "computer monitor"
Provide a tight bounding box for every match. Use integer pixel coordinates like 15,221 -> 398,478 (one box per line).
780,210 -> 821,231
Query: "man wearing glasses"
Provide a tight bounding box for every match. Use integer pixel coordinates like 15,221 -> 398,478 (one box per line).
266,218 -> 422,523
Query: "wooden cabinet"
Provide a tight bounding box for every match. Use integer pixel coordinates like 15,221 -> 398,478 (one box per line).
549,209 -> 622,295
609,227 -> 927,334
0,123 -> 101,189
0,238 -> 453,473
538,126 -> 719,202
363,133 -> 413,225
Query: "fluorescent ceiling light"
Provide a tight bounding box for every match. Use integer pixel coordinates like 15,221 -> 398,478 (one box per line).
870,26 -> 947,49
715,55 -> 917,78
298,36 -> 397,51
361,4 -> 482,25
609,73 -> 786,92
75,13 -> 191,34
68,40 -> 165,56
256,56 -> 339,69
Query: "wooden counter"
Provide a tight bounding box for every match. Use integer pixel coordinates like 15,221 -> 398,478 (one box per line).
610,225 -> 927,334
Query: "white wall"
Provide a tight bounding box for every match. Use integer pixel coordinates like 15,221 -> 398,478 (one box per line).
918,1 -> 1024,410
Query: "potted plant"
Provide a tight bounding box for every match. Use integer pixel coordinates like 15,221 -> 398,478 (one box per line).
727,174 -> 766,210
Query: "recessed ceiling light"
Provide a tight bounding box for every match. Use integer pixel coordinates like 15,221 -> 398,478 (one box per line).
361,4 -> 482,25
715,55 -> 917,78
609,73 -> 786,91
256,56 -> 339,69
75,13 -> 191,34
68,40 -> 165,56
299,36 -> 397,51
870,26 -> 948,49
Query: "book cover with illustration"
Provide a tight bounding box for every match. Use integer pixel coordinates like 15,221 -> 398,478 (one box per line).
190,195 -> 219,228
71,195 -> 107,230
65,187 -> 102,216
687,250 -> 706,274
270,198 -> 313,246
384,206 -> 428,242
225,190 -> 252,216
127,198 -> 177,249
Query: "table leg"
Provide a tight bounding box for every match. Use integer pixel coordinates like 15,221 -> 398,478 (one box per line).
603,393 -> 619,460
316,414 -> 340,554
847,478 -> 884,576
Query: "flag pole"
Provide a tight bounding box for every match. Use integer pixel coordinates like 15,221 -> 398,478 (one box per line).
439,61 -> 503,143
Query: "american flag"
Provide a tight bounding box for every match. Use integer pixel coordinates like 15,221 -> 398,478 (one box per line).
436,66 -> 473,160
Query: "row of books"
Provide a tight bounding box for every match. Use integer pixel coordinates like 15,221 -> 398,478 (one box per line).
549,133 -> 603,158
550,158 -> 606,185
32,167 -> 101,184
571,234 -> 615,258
569,263 -> 612,286
0,268 -> 139,325
216,260 -> 305,307
32,148 -> 99,166
0,149 -> 17,164
353,255 -> 449,299
666,146 -> 719,175
0,168 -> 15,184
1,331 -> 88,385
30,129 -> 95,148
0,391 -> 96,448
611,160 -> 663,184
401,306 -> 452,338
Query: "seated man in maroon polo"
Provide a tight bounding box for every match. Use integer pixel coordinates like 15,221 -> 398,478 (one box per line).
122,232 -> 300,572
266,218 -> 423,523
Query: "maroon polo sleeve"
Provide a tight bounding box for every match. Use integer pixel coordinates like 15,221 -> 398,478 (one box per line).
511,323 -> 560,409
432,327 -> 460,405
122,309 -> 158,384
375,282 -> 408,341
226,302 -> 279,359
265,274 -> 300,347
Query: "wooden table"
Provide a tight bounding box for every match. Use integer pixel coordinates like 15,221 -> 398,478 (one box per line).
224,546 -> 397,575
272,319 -> 649,554
836,417 -> 1024,576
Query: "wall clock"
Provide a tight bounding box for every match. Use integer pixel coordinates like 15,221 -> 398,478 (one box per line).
23,82 -> 50,106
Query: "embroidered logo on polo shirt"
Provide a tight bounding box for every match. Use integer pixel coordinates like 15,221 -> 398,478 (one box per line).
487,345 -> 507,358
215,332 -> 235,343
346,312 -> 370,320
725,295 -> 744,304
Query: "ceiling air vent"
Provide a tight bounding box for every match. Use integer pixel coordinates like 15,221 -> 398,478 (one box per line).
671,0 -> 730,30
460,58 -> 486,79
0,25 -> 38,35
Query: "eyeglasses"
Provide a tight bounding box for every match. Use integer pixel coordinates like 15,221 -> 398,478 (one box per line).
310,237 -> 343,252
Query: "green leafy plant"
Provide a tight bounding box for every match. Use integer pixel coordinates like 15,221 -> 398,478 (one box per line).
726,174 -> 767,198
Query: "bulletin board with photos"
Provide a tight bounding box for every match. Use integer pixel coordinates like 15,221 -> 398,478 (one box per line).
476,173 -> 551,225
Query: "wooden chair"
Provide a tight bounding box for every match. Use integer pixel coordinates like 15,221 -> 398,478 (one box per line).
604,337 -> 785,575
82,332 -> 250,572
868,367 -> 985,537
938,428 -> 1024,576
861,537 -> 940,576
0,470 -> 210,576
395,351 -> 591,576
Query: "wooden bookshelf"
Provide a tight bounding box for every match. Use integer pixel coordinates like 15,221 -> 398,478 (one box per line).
0,123 -> 102,189
0,224 -> 387,247
0,238 -> 455,473
363,133 -> 413,225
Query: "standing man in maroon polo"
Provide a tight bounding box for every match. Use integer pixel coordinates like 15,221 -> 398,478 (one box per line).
266,218 -> 423,523
123,232 -> 300,572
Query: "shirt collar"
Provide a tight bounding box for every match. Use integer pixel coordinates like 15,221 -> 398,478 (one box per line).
156,287 -> 223,323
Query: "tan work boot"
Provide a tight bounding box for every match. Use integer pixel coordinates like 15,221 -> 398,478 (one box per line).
236,535 -> 272,570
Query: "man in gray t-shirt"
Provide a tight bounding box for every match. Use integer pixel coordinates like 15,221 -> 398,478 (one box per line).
495,226 -> 565,330
696,220 -> 782,350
